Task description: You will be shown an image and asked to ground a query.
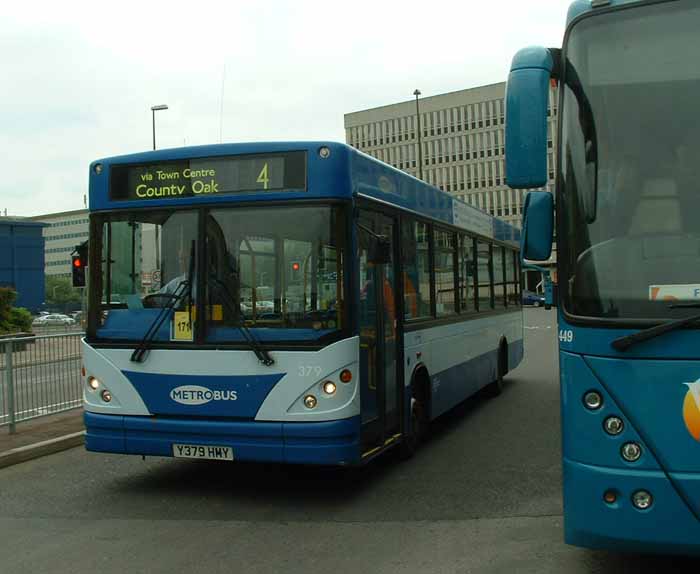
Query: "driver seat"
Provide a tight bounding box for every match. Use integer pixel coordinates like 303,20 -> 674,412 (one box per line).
627,178 -> 681,236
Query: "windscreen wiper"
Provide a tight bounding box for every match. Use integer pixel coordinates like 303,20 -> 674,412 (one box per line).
130,241 -> 195,363
611,308 -> 700,352
208,274 -> 274,366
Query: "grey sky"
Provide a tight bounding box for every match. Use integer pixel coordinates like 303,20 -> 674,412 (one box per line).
1,0 -> 571,216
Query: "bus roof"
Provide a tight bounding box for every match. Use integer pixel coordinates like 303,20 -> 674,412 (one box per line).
90,141 -> 519,244
567,0 -> 643,25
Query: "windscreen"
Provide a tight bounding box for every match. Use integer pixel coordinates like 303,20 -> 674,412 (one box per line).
203,205 -> 346,343
561,0 -> 700,320
88,205 -> 347,344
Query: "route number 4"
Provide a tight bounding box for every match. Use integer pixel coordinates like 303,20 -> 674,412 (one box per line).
559,329 -> 574,343
256,163 -> 270,190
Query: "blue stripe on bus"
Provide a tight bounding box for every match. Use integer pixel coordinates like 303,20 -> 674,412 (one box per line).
429,339 -> 524,419
84,412 -> 361,465
122,371 -> 285,418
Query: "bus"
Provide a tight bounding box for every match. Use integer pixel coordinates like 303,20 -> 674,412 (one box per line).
506,0 -> 700,554
82,141 -> 523,466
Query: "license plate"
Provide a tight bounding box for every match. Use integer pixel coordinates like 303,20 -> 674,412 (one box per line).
172,443 -> 233,461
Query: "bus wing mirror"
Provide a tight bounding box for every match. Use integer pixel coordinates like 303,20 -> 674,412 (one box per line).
368,236 -> 391,265
521,191 -> 554,262
505,46 -> 554,189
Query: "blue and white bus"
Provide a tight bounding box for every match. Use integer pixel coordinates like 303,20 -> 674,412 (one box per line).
83,142 -> 523,465
507,0 -> 700,555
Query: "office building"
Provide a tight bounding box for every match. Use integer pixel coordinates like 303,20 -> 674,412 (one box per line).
0,217 -> 46,311
28,209 -> 89,277
344,82 -> 558,228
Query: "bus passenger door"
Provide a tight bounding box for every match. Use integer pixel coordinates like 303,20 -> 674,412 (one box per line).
358,211 -> 402,454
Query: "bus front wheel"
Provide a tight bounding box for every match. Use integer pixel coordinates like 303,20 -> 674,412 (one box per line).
399,379 -> 428,459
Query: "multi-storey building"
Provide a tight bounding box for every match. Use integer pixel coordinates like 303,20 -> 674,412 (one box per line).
344,82 -> 557,228
0,217 -> 46,311
28,209 -> 90,277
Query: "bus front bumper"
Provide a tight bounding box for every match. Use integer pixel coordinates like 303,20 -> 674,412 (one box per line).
84,411 -> 361,466
564,458 -> 700,555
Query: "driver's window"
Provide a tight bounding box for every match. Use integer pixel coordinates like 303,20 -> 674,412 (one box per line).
95,210 -> 199,339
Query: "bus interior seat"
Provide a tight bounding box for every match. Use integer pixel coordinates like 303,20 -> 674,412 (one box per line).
583,179 -> 688,315
627,178 -> 681,236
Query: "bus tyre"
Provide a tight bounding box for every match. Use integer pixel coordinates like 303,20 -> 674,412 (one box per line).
399,396 -> 426,459
485,345 -> 507,398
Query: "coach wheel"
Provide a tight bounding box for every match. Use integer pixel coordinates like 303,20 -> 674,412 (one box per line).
399,390 -> 427,459
533,300 -> 541,307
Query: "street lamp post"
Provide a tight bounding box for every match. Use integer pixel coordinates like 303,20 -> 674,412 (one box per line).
150,104 -> 168,273
413,89 -> 423,180
151,104 -> 168,151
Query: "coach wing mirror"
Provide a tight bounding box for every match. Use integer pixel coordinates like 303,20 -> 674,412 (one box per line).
521,191 -> 553,262
368,236 -> 391,265
505,47 -> 554,189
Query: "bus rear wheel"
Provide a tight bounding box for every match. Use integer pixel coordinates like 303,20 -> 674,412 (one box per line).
485,343 -> 507,398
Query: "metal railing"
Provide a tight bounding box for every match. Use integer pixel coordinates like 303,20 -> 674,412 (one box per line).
1,332 -> 84,433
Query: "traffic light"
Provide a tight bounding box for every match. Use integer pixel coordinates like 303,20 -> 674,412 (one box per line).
71,242 -> 88,287
290,261 -> 301,282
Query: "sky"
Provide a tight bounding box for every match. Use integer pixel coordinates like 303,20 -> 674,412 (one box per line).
1,0 -> 572,216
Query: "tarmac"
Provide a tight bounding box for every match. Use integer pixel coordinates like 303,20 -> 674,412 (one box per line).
0,410 -> 84,470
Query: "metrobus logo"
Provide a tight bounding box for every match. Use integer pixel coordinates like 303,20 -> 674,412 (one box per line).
682,381 -> 700,441
170,385 -> 237,405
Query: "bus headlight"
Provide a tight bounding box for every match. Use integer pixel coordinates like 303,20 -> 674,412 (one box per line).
88,377 -> 100,391
318,146 -> 331,159
604,416 -> 624,435
621,442 -> 642,462
632,490 -> 653,510
323,381 -> 337,395
101,389 -> 112,403
304,395 -> 317,409
583,391 -> 603,410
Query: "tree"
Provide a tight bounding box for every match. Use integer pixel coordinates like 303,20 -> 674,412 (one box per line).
45,276 -> 82,307
0,288 -> 32,334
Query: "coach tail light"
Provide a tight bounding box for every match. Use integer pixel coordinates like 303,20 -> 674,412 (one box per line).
603,490 -> 618,505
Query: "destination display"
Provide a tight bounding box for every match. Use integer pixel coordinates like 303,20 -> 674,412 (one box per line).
110,151 -> 306,201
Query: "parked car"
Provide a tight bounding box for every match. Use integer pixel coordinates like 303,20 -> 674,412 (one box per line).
522,290 -> 546,307
32,314 -> 76,326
